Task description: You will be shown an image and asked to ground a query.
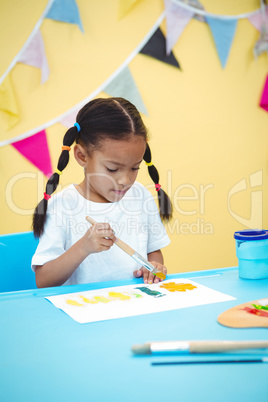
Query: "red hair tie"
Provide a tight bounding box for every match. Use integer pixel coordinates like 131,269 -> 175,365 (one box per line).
44,192 -> 51,201
155,184 -> 161,192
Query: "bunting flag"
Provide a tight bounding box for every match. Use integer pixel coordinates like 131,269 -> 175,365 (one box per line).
254,26 -> 268,58
118,0 -> 141,20
11,130 -> 52,177
206,17 -> 238,68
140,28 -> 181,69
180,0 -> 206,22
104,66 -> 148,115
260,74 -> 268,112
59,108 -> 80,128
248,5 -> 268,31
0,74 -> 19,129
18,30 -> 49,84
45,0 -> 84,33
164,0 -> 194,55
251,2 -> 268,58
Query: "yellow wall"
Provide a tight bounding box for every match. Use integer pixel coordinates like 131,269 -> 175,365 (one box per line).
1,0 -> 267,274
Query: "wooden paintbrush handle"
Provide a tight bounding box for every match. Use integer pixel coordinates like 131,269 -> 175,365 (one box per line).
85,216 -> 135,256
190,340 -> 268,353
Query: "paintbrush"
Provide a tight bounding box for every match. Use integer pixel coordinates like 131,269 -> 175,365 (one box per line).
85,216 -> 166,280
151,358 -> 268,366
131,340 -> 268,355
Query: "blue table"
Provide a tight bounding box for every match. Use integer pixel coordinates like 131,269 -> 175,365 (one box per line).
0,267 -> 268,402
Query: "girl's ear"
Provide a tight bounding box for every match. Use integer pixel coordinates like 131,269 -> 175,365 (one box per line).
74,144 -> 88,167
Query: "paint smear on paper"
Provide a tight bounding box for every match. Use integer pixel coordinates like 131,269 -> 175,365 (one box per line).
108,292 -> 131,301
160,282 -> 197,292
135,287 -> 165,297
67,291 -> 142,307
66,299 -> 84,306
242,306 -> 268,318
80,295 -> 91,303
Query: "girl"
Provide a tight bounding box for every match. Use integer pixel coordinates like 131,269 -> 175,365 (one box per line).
32,97 -> 172,288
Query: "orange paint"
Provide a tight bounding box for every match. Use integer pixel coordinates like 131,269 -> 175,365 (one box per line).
66,299 -> 83,306
160,282 -> 197,292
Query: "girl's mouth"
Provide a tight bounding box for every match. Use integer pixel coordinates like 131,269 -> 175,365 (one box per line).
113,189 -> 127,196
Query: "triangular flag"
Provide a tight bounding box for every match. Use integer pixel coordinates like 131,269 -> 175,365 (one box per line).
12,130 -> 53,177
59,108 -> 80,128
46,0 -> 84,33
164,0 -> 194,55
248,5 -> 268,31
260,74 -> 268,112
206,17 -> 237,68
180,0 -> 206,23
0,74 -> 19,129
18,30 -> 49,84
140,28 -> 181,69
104,66 -> 148,115
118,0 -> 141,20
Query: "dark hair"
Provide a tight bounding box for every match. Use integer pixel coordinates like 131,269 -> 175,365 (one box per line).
32,97 -> 172,237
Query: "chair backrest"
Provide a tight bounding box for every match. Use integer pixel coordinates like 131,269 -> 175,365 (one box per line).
0,231 -> 38,292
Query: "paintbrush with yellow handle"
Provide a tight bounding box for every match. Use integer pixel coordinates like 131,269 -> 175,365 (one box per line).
85,216 -> 166,281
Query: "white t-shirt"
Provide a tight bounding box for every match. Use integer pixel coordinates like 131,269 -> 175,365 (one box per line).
31,182 -> 170,285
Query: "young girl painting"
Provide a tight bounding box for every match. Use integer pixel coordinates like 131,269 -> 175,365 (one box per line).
31,97 -> 172,288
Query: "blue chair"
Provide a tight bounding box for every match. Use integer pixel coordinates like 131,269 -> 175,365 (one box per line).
0,231 -> 38,292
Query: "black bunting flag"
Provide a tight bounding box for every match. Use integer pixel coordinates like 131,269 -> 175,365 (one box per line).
139,27 -> 181,69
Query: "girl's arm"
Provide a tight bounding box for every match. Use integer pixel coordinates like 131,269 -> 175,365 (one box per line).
35,223 -> 115,288
148,249 -> 164,265
133,249 -> 167,284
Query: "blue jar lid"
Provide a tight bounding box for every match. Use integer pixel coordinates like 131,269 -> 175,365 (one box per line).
234,229 -> 268,241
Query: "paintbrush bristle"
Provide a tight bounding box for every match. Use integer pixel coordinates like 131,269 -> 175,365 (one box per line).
155,272 -> 166,280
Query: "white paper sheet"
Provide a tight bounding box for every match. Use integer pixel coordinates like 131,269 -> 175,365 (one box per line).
46,279 -> 236,324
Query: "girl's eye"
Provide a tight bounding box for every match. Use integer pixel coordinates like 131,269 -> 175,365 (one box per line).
132,167 -> 140,171
106,168 -> 117,172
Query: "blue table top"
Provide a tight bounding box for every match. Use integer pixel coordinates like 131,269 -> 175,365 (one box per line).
1,267 -> 268,402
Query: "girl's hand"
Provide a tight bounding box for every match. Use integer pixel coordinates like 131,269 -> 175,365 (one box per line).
82,223 -> 116,254
133,261 -> 167,284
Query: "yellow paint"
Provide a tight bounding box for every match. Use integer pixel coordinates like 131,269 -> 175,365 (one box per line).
93,296 -> 111,303
108,291 -> 131,300
155,272 -> 166,280
79,295 -> 91,303
160,282 -> 197,292
66,299 -> 83,306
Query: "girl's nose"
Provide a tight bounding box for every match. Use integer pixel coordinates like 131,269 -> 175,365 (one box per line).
118,173 -> 131,187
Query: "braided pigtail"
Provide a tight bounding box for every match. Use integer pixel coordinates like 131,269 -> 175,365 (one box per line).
143,143 -> 173,221
32,124 -> 80,238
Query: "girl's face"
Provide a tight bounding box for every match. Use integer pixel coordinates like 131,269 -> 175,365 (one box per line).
82,136 -> 146,203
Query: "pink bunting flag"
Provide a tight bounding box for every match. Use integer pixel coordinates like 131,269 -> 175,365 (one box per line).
248,6 -> 268,31
12,130 -> 53,177
59,108 -> 80,128
260,74 -> 268,112
164,0 -> 194,55
18,30 -> 49,84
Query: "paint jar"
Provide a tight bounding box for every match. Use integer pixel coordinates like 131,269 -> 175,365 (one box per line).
234,229 -> 268,279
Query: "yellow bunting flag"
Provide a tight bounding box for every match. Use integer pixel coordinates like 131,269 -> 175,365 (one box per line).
0,74 -> 19,129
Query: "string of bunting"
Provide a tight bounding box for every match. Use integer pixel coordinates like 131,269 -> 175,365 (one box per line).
0,0 -> 267,177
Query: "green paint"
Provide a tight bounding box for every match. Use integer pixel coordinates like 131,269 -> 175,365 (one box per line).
252,304 -> 268,311
135,287 -> 165,297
